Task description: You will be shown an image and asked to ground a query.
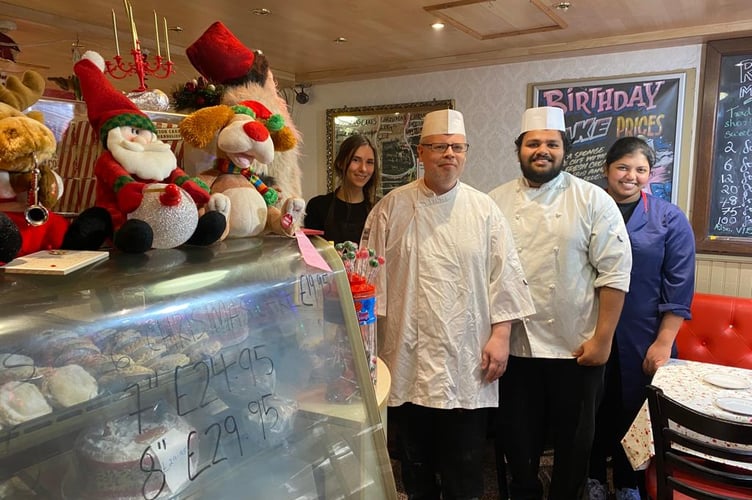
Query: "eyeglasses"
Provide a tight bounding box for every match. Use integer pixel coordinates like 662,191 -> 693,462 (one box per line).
420,143 -> 470,153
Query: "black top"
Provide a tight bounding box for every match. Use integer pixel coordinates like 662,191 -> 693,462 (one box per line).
616,198 -> 640,223
305,191 -> 370,244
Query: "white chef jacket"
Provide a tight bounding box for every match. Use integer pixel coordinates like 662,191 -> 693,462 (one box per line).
361,179 -> 534,409
489,171 -> 631,358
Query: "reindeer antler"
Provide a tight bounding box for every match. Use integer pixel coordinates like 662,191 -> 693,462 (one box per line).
0,71 -> 45,111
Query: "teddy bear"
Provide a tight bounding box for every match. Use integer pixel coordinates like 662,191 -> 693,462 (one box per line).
179,100 -> 303,237
0,70 -> 110,264
184,21 -> 305,235
71,51 -> 227,254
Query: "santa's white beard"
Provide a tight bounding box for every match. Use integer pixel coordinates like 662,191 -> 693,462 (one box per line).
111,141 -> 178,181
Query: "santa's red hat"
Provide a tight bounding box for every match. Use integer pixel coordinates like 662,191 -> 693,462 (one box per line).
186,22 -> 264,85
73,51 -> 156,147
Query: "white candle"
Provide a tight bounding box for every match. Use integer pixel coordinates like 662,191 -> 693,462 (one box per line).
124,0 -> 136,50
163,17 -> 170,61
130,2 -> 139,49
112,9 -> 120,56
153,10 -> 161,57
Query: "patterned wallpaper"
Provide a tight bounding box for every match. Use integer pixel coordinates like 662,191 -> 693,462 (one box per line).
289,44 -> 752,294
291,45 -> 702,204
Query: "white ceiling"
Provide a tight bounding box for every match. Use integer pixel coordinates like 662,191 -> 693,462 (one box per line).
1,0 -> 752,93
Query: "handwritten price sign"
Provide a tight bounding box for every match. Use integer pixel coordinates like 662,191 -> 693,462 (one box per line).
150,428 -> 191,493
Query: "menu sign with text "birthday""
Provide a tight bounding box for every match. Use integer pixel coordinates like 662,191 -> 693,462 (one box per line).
533,73 -> 687,204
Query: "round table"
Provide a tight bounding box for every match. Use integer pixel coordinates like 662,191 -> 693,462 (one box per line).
376,357 -> 391,432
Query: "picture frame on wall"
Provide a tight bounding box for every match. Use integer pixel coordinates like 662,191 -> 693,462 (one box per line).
326,99 -> 454,197
529,71 -> 693,204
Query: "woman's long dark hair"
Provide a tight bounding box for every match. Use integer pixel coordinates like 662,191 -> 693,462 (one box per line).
333,134 -> 380,208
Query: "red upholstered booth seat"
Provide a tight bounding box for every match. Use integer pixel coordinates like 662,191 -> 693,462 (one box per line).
675,292 -> 752,369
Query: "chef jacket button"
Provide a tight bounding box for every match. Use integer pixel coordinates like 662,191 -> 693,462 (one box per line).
517,247 -> 522,252
548,318 -> 555,324
549,284 -> 555,289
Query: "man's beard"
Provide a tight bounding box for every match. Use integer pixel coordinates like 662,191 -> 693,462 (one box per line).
519,153 -> 564,185
110,141 -> 177,181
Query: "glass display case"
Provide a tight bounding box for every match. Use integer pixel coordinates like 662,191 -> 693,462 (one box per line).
0,237 -> 397,499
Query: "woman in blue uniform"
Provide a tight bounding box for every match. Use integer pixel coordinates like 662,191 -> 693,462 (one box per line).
587,137 -> 696,500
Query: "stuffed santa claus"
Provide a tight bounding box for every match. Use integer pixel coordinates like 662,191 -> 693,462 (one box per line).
72,51 -> 226,253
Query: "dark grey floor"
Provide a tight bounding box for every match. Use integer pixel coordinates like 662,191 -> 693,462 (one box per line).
391,439 -> 549,500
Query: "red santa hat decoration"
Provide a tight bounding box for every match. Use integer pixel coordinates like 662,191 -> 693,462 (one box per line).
186,21 -> 268,86
73,51 -> 156,147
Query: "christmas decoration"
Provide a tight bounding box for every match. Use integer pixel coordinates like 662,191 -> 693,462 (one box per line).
172,77 -> 223,111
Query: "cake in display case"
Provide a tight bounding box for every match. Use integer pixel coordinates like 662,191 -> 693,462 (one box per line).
0,237 -> 396,499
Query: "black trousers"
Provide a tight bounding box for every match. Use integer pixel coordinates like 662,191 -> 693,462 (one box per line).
498,356 -> 605,500
589,352 -> 645,491
390,403 -> 488,500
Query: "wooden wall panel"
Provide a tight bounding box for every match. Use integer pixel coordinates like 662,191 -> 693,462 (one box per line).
695,256 -> 752,298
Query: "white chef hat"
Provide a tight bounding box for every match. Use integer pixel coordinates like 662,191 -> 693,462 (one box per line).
520,106 -> 566,133
420,109 -> 466,138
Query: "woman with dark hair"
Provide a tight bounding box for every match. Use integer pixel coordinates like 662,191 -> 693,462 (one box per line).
587,136 -> 695,500
305,134 -> 380,243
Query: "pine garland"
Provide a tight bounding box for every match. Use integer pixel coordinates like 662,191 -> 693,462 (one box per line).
172,77 -> 224,111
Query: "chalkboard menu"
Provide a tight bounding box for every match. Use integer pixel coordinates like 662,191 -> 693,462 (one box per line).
692,38 -> 752,255
533,73 -> 687,202
326,100 -> 454,196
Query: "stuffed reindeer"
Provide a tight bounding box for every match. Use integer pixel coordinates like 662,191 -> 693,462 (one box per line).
184,21 -> 306,237
180,100 -> 303,238
0,71 -> 109,264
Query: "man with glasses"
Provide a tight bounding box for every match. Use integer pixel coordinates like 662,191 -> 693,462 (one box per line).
489,107 -> 632,500
362,109 -> 534,499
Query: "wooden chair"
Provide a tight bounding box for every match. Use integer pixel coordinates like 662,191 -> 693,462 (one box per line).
645,385 -> 752,499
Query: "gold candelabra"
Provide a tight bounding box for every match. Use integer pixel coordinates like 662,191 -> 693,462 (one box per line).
106,1 -> 174,92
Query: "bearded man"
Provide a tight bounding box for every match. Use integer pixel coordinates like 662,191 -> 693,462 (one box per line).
489,106 -> 632,500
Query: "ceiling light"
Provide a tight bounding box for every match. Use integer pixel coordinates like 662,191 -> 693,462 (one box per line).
553,2 -> 571,11
431,21 -> 445,30
334,37 -> 348,44
252,8 -> 272,16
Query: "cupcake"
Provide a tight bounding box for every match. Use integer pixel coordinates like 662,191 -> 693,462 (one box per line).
128,341 -> 168,366
39,364 -> 99,408
143,353 -> 191,374
0,381 -> 53,426
181,338 -> 223,363
0,353 -> 37,384
52,342 -> 102,367
97,364 -> 154,394
77,353 -> 135,378
103,329 -> 142,354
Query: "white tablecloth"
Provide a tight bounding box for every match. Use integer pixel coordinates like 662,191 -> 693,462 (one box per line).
621,358 -> 752,471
